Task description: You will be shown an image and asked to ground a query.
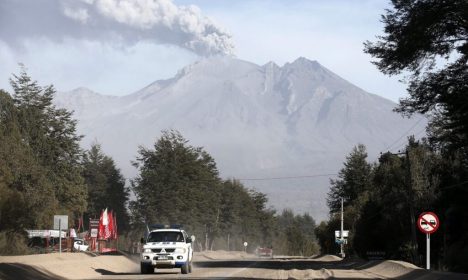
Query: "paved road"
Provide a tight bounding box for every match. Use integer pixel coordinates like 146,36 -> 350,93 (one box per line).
2,254 -> 467,280
93,256 -> 410,279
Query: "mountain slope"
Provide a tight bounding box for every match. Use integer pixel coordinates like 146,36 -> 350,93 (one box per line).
54,56 -> 425,221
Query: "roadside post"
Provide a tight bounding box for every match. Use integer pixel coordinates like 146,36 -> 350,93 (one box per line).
243,241 -> 248,253
417,212 -> 439,270
54,215 -> 68,254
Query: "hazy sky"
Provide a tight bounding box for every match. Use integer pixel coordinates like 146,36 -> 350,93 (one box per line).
0,0 -> 407,102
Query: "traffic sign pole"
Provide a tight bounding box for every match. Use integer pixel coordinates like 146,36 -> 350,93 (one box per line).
59,219 -> 62,255
417,212 -> 439,270
426,233 -> 430,269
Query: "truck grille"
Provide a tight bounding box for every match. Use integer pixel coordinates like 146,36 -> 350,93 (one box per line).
151,248 -> 175,253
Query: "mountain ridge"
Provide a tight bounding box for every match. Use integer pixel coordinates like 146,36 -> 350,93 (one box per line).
54,56 -> 425,221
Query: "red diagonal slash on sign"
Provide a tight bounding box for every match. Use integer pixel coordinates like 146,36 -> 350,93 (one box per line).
420,216 -> 435,230
418,212 -> 439,234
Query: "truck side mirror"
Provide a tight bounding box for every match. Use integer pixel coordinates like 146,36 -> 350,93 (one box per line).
140,237 -> 145,244
186,235 -> 196,243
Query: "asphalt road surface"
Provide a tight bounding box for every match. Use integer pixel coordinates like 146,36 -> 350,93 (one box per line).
2,253 -> 468,280
92,255 -> 468,280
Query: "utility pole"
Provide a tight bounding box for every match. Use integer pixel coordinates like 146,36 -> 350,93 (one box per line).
340,197 -> 345,258
406,148 -> 419,265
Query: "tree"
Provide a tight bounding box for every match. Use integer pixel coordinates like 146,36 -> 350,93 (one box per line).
364,0 -> 468,149
130,130 -> 222,248
1,70 -> 87,253
82,143 -> 130,231
0,90 -> 56,233
10,68 -> 87,217
365,1 -> 468,271
275,209 -> 319,256
327,144 -> 373,213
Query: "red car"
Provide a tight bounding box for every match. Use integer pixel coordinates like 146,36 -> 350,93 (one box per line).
255,247 -> 273,258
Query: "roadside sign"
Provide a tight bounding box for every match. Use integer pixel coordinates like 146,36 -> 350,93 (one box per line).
89,219 -> 100,238
417,212 -> 439,234
335,230 -> 349,238
27,230 -> 66,238
417,211 -> 440,270
243,242 -> 248,247
53,215 -> 68,230
53,215 -> 68,255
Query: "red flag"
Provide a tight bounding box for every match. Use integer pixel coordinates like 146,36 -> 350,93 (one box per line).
113,212 -> 118,240
98,208 -> 111,239
107,210 -> 113,240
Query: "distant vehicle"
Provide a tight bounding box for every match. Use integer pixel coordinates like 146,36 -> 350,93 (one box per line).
28,236 -> 46,248
73,238 -> 89,251
140,225 -> 195,274
255,247 -> 273,258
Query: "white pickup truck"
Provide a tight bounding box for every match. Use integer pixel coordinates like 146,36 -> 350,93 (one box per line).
140,227 -> 194,274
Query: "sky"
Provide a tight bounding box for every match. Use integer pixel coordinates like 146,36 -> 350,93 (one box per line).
0,0 -> 407,102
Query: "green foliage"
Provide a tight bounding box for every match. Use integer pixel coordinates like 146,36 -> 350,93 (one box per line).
82,143 -> 130,231
275,210 -> 319,256
320,139 -> 468,272
10,69 -> 87,216
130,130 -> 222,249
0,70 -> 87,254
0,89 -> 57,233
327,144 -> 372,215
363,0 -> 468,272
129,130 -> 318,253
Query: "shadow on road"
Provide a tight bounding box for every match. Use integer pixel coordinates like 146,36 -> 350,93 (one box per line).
0,263 -> 63,280
194,259 -> 350,270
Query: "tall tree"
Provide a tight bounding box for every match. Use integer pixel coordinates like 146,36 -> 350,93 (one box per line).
364,0 -> 468,149
0,90 -> 56,234
130,130 -> 222,247
327,144 -> 373,213
9,68 -> 87,217
82,143 -> 130,231
365,1 -> 468,271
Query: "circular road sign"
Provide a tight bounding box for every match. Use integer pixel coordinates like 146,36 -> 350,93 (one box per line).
417,212 -> 440,234
243,242 -> 248,247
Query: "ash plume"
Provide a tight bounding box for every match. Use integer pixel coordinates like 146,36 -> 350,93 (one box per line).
0,0 -> 235,56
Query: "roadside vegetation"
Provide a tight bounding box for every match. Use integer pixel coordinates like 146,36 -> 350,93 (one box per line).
317,0 -> 468,273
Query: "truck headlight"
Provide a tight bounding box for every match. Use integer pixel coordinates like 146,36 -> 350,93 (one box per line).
175,248 -> 187,253
144,248 -> 152,253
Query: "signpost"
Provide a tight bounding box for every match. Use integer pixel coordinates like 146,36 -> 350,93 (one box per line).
243,241 -> 248,253
417,212 -> 439,270
335,230 -> 349,238
54,215 -> 68,254
89,219 -> 100,251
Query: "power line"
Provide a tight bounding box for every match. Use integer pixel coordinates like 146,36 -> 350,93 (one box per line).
383,116 -> 426,152
389,126 -> 429,153
349,180 -> 468,224
236,173 -> 338,181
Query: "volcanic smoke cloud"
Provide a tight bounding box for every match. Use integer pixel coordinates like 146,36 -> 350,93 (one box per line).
0,0 -> 235,56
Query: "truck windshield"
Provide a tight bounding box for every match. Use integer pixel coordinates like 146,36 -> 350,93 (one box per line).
147,231 -> 184,242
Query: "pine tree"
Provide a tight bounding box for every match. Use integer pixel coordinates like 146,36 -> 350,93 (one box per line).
0,69 -> 87,252
82,143 -> 130,231
327,144 -> 372,213
130,130 -> 222,246
364,0 -> 468,150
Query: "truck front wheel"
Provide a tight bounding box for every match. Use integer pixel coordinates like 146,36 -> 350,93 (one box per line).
181,261 -> 189,274
141,263 -> 153,274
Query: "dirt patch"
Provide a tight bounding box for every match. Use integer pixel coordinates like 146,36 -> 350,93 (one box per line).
0,263 -> 64,280
199,250 -> 255,260
0,252 -> 138,279
313,255 -> 342,262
